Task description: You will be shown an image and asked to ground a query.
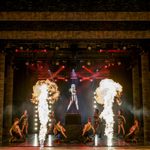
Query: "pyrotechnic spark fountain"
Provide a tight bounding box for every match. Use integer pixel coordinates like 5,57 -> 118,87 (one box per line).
31,80 -> 60,149
38,84 -> 49,148
94,79 -> 122,146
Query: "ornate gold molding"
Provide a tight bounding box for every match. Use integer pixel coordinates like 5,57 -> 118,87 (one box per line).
0,31 -> 150,39
0,12 -> 150,21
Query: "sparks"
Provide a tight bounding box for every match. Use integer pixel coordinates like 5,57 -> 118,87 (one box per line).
31,80 -> 60,149
38,83 -> 49,148
94,78 -> 122,146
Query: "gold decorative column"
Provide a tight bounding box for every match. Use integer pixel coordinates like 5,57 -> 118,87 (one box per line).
0,53 -> 5,143
141,52 -> 150,143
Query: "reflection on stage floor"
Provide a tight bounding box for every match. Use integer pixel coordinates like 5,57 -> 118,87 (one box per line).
1,134 -> 147,148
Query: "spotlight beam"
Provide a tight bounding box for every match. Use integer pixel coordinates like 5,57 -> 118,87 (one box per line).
57,75 -> 68,81
82,66 -> 94,74
49,66 -> 65,79
80,66 -> 109,81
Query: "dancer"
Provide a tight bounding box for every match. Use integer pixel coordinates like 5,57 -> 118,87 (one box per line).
20,110 -> 28,135
117,109 -> 126,137
82,117 -> 95,143
53,121 -> 67,139
125,119 -> 139,143
9,118 -> 24,143
67,84 -> 79,112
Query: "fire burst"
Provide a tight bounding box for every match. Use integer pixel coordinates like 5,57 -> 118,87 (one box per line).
94,78 -> 122,146
31,79 -> 60,148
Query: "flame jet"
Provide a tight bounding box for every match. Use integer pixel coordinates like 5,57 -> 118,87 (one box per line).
94,78 -> 122,146
31,80 -> 60,149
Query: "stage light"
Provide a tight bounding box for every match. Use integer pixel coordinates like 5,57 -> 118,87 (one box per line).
55,61 -> 59,65
43,49 -> 47,52
80,79 -> 83,82
96,69 -> 99,72
87,61 -> 91,66
49,101 -> 52,105
31,63 -> 34,67
25,61 -> 29,66
20,46 -> 23,50
99,49 -> 104,53
65,79 -> 68,82
34,123 -> 38,126
90,79 -> 93,82
35,105 -> 38,109
15,49 -> 19,52
34,127 -> 38,131
33,133 -> 38,146
82,65 -> 85,68
35,114 -> 38,117
34,118 -> 38,122
117,62 -> 121,66
87,46 -> 92,51
62,65 -> 65,69
94,105 -> 97,108
55,46 -> 59,51
104,65 -> 108,69
80,60 -> 84,63
123,46 -> 127,50
94,101 -> 97,104
94,134 -> 98,146
47,134 -> 52,146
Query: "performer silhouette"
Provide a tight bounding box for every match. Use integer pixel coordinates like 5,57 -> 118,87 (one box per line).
67,84 -> 79,112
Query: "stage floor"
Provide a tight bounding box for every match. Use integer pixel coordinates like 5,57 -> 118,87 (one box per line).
1,146 -> 150,150
0,134 -> 148,150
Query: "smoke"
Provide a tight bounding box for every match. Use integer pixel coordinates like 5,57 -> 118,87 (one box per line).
38,84 -> 49,148
31,79 -> 60,148
94,78 -> 122,146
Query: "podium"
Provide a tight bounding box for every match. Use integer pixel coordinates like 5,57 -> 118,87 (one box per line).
65,113 -> 81,125
65,113 -> 82,141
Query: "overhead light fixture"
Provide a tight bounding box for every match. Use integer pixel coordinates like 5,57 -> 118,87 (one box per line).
87,61 -> 91,66
123,46 -> 127,50
117,62 -> 122,66
55,61 -> 59,65
87,46 -> 92,51
19,46 -> 23,50
55,46 -> 59,51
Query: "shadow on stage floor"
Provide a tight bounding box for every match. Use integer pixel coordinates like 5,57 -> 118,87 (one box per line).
1,134 -> 146,148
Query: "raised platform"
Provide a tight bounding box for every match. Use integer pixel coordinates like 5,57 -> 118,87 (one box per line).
65,113 -> 81,125
64,113 -> 82,142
